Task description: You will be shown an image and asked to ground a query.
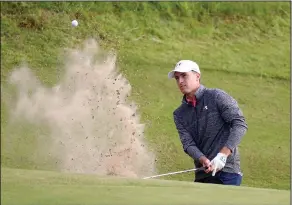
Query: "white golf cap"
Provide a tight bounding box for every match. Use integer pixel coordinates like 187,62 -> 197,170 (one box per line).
168,60 -> 200,79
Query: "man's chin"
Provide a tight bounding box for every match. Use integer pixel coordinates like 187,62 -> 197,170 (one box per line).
180,90 -> 190,95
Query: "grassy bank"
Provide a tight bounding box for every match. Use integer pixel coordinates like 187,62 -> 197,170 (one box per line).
1,1 -> 290,190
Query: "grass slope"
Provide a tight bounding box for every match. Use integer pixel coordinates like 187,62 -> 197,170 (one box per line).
1,1 -> 290,190
1,168 -> 290,205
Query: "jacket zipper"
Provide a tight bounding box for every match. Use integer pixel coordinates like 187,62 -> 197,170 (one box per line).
194,105 -> 199,144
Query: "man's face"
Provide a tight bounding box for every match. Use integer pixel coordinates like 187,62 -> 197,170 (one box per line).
174,71 -> 200,95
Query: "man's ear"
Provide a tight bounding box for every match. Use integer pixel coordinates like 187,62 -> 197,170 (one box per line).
196,73 -> 201,81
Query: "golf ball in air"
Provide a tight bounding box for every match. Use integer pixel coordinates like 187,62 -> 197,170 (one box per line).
72,20 -> 78,27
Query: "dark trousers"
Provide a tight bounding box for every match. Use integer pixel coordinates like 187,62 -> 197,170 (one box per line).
195,171 -> 243,186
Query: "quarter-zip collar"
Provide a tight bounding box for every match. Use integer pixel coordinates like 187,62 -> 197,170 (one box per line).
182,84 -> 206,106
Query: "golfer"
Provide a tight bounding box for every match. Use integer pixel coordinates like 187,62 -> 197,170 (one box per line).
168,60 -> 248,186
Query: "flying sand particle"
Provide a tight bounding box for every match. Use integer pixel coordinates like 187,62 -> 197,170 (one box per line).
4,38 -> 157,178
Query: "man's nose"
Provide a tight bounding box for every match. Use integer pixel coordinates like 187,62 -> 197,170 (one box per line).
178,77 -> 184,84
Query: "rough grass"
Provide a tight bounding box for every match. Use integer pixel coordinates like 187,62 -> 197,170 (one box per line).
1,1 -> 290,191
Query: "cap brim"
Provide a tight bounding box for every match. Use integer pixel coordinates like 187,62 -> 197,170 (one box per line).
168,69 -> 201,79
168,71 -> 175,79
168,70 -> 190,79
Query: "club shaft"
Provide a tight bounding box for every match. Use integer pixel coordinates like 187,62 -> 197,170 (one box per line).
143,167 -> 204,179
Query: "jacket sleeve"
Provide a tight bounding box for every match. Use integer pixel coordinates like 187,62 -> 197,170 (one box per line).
215,89 -> 248,152
173,112 -> 205,160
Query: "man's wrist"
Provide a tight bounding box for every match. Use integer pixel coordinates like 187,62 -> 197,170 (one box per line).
199,155 -> 208,165
220,146 -> 232,156
198,155 -> 206,162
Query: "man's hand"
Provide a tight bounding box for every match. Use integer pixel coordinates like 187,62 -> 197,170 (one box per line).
210,153 -> 227,176
199,156 -> 212,173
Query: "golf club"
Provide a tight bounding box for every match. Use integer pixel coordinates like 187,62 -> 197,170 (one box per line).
143,167 -> 206,179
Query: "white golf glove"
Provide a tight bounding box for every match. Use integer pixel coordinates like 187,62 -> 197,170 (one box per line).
210,153 -> 227,176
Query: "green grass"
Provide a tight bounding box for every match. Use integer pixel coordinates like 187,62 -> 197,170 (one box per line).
1,168 -> 290,205
1,1 -> 290,198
